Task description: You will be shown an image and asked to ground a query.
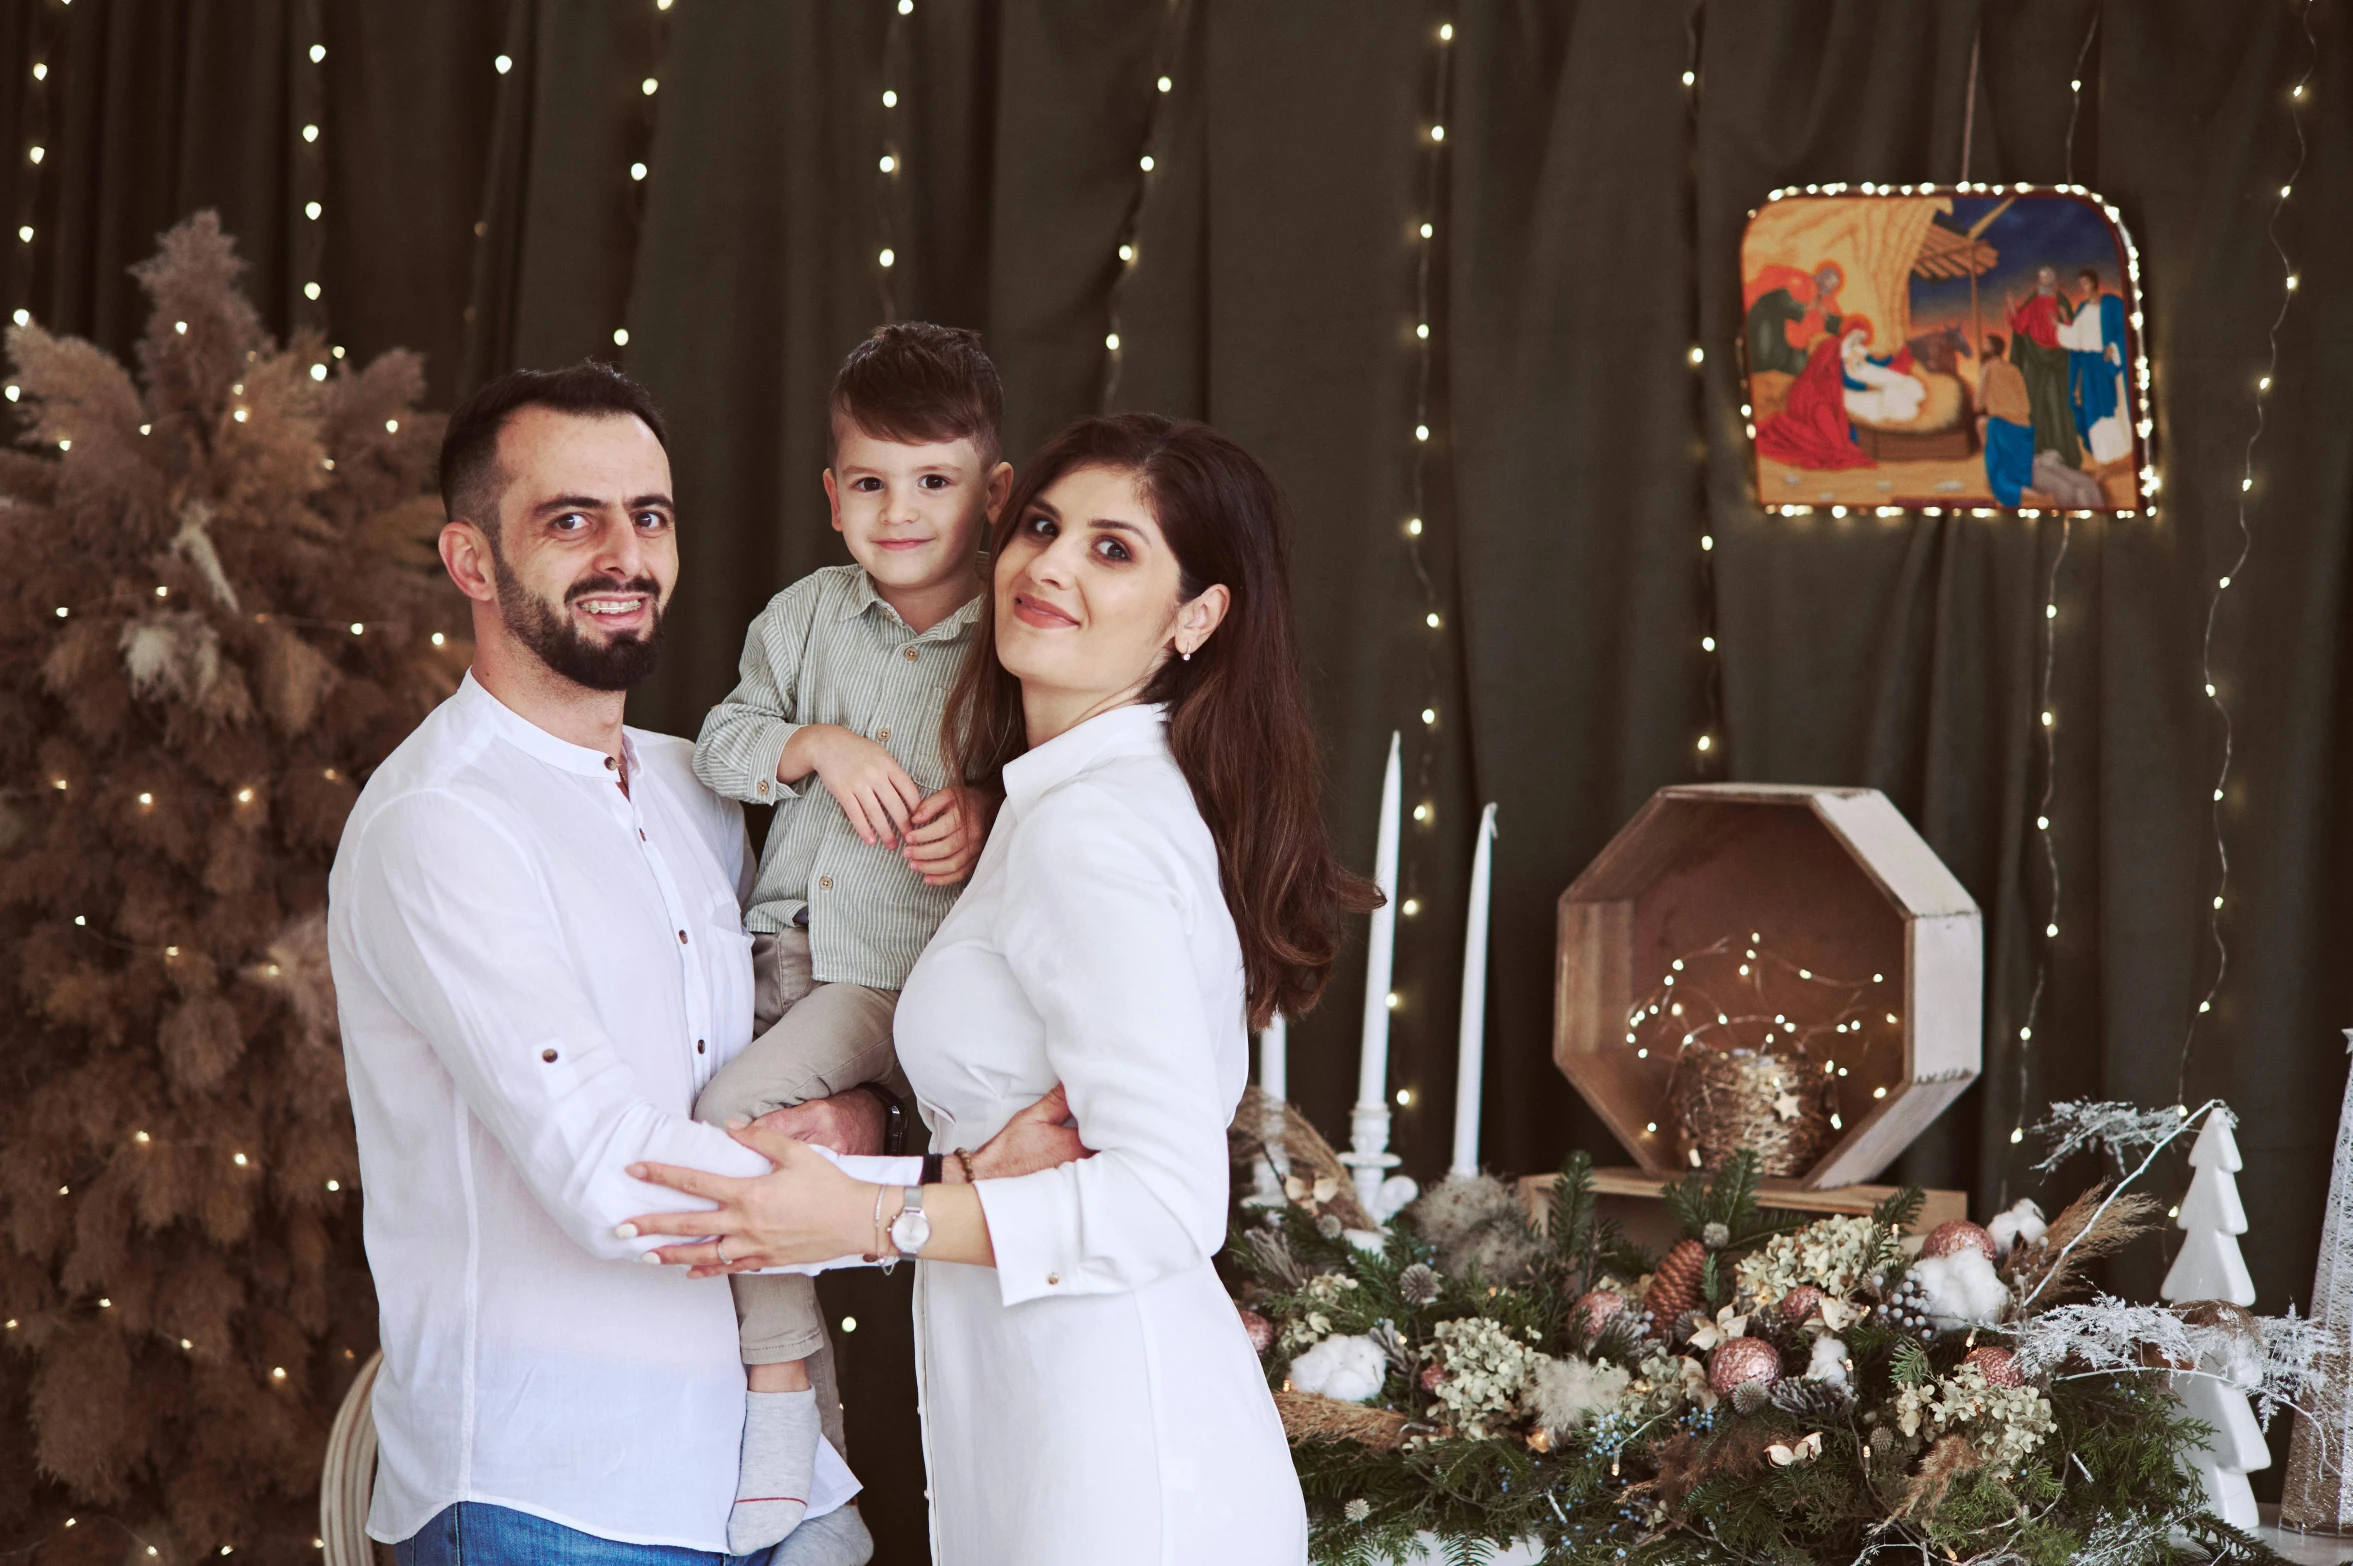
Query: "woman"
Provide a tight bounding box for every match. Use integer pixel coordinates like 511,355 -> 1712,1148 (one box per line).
625,414 -> 1377,1563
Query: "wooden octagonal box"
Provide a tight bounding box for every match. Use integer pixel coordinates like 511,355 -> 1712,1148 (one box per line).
1556,784 -> 1981,1189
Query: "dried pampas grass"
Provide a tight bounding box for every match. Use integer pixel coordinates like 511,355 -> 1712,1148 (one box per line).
2002,1184 -> 2164,1306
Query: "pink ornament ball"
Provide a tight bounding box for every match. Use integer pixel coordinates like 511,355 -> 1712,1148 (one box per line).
1778,1285 -> 1826,1325
1573,1289 -> 1626,1347
1237,1307 -> 1276,1356
1961,1345 -> 2024,1388
1707,1335 -> 1782,1396
1922,1220 -> 1998,1261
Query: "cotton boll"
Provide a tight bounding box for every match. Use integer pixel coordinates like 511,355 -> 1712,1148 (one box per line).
1288,1333 -> 1388,1403
1987,1198 -> 2048,1256
1803,1335 -> 1851,1387
1913,1251 -> 2009,1329
1529,1354 -> 1633,1432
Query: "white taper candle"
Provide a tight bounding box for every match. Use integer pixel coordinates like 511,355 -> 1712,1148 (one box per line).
1252,1014 -> 1290,1200
1345,732 -> 1403,1211
1449,803 -> 1497,1179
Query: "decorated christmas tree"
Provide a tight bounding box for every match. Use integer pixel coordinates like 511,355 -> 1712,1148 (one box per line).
0,213 -> 459,1563
2159,1108 -> 2266,1528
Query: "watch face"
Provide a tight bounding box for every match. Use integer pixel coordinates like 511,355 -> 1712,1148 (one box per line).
890,1207 -> 931,1257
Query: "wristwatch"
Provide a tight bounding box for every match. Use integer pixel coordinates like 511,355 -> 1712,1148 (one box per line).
888,1186 -> 931,1260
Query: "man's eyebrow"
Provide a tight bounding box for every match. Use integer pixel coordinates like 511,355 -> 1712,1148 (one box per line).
627,493 -> 675,512
531,494 -> 609,515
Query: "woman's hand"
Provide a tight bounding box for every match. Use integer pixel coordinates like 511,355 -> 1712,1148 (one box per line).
622,1123 -> 871,1276
901,786 -> 989,886
960,1085 -> 1093,1181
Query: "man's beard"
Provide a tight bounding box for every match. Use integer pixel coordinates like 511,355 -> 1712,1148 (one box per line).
493,562 -> 666,692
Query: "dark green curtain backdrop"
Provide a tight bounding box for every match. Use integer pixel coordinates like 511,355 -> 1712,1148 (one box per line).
9,0 -> 2350,1549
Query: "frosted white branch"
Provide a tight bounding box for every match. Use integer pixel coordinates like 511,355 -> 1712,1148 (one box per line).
2033,1099 -> 2231,1173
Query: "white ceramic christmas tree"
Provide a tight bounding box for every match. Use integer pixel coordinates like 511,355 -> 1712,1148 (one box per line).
2162,1108 -> 2266,1528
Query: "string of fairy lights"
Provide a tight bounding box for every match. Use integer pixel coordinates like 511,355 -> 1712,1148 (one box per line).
1622,936 -> 1902,1146
1683,4 -> 1724,770
5,1 -> 67,351
2006,15 -> 2102,1152
872,0 -> 913,324
2175,0 -> 2317,1099
1096,0 -> 1189,412
1390,7 -> 1457,975
618,3 -> 673,356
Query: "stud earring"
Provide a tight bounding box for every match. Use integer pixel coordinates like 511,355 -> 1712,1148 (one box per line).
1180,648 -> 1192,662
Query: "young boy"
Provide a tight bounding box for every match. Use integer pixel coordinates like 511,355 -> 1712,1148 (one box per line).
691,323 -> 1011,1552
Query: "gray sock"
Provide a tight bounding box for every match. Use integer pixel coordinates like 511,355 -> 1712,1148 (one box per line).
729,1387 -> 820,1553
763,1504 -> 873,1566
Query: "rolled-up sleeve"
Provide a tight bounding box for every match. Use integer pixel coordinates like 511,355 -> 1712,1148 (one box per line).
973,784 -> 1230,1306
693,585 -> 815,805
346,791 -> 772,1260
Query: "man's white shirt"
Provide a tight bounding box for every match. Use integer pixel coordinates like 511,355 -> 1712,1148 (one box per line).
328,672 -> 862,1549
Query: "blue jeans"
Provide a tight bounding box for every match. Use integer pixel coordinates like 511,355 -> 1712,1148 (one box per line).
393,1503 -> 779,1566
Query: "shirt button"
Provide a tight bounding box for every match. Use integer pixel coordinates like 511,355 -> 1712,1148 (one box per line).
756,780 -> 770,797
677,930 -> 689,944
696,1039 -> 706,1054
819,876 -> 833,891
1046,1272 -> 1060,1286
876,727 -> 890,743
541,1049 -> 559,1063
604,756 -> 617,771
903,647 -> 918,662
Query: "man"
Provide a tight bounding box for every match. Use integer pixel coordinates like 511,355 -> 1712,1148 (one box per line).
1744,260 -> 1845,377
2005,265 -> 2082,470
2066,265 -> 2132,464
1976,334 -> 2035,507
328,363 -> 1076,1565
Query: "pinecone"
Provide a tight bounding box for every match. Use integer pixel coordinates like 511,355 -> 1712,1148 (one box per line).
1769,1377 -> 1855,1419
1872,1269 -> 1940,1340
1646,1238 -> 1707,1328
1397,1263 -> 1442,1308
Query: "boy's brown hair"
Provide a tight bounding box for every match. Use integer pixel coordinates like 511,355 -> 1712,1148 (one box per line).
829,322 -> 1004,467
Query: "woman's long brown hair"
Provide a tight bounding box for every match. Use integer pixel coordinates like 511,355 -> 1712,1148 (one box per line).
941,414 -> 1380,1029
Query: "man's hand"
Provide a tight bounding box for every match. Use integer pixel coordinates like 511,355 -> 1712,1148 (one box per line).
901,787 -> 990,887
752,1088 -> 887,1157
781,724 -> 924,848
957,1085 -> 1093,1181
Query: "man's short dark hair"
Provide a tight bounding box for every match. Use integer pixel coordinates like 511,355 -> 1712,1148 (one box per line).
439,361 -> 669,535
2078,267 -> 2102,289
829,323 -> 1004,469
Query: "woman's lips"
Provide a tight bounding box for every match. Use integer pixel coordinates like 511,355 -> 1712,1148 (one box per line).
1010,592 -> 1078,629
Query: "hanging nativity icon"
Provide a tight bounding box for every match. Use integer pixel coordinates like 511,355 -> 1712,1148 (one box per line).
1740,185 -> 2149,514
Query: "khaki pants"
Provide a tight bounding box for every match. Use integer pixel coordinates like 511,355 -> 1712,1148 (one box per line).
693,926 -> 902,1457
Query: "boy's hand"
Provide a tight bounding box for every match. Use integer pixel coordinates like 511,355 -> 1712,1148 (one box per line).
902,787 -> 988,886
788,725 -> 924,848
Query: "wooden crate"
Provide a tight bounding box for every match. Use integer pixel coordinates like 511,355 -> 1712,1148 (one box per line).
1556,784 -> 1980,1189
1517,1167 -> 1967,1258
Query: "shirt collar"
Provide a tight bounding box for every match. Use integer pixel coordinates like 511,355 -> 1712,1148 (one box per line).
838,569 -> 982,643
1001,702 -> 1170,810
456,670 -> 637,780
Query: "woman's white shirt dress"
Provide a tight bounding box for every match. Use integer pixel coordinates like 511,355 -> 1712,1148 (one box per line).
893,701 -> 1309,1565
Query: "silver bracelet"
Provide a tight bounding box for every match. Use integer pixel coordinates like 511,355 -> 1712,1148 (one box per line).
870,1184 -> 893,1273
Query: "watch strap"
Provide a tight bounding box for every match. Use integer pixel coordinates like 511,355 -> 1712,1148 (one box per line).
857,1080 -> 909,1156
921,1152 -> 945,1185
